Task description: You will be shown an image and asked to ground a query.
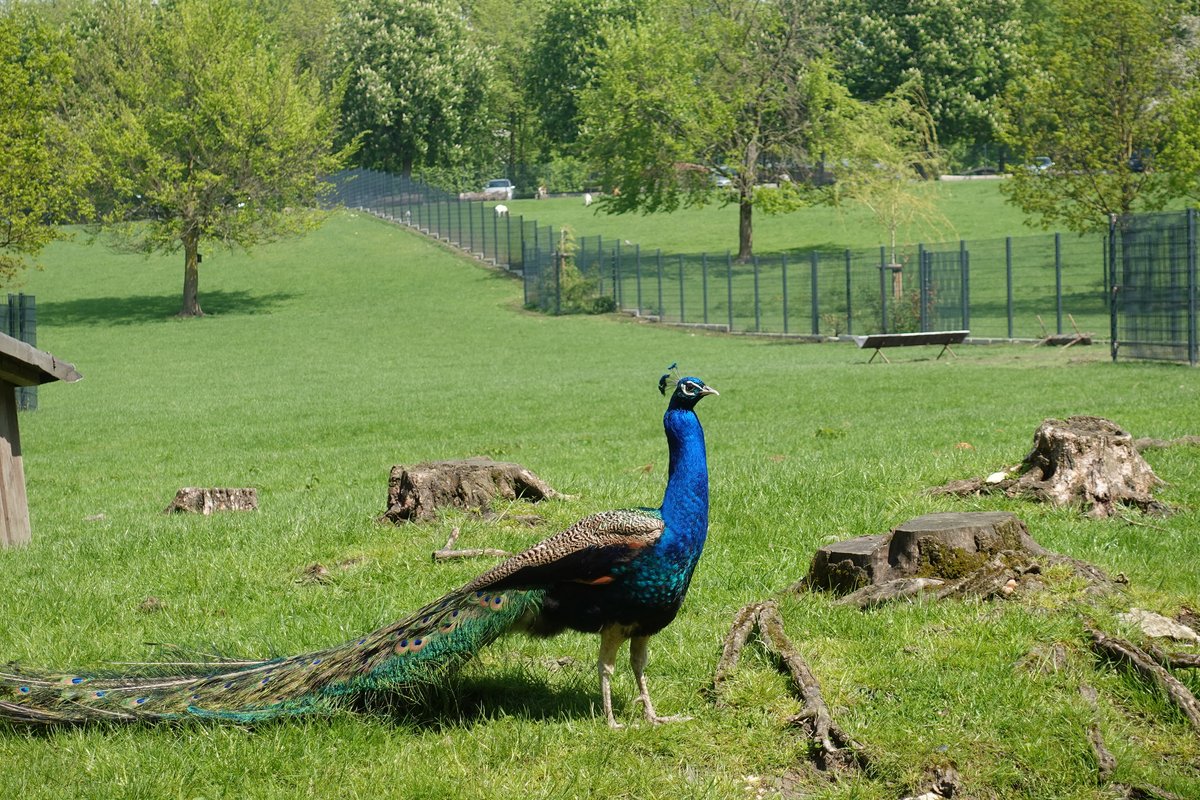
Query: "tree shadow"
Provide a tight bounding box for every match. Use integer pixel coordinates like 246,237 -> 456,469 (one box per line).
36,290 -> 298,327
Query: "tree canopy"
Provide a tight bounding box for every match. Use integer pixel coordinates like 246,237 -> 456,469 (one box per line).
1000,0 -> 1189,230
0,10 -> 86,280
579,0 -> 839,260
337,0 -> 495,182
70,0 -> 349,316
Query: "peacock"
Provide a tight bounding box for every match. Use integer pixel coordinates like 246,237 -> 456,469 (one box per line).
0,372 -> 717,729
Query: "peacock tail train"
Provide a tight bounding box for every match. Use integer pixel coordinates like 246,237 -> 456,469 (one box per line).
0,587 -> 544,726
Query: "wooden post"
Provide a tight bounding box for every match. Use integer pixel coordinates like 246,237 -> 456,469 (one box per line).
0,333 -> 81,547
0,380 -> 29,546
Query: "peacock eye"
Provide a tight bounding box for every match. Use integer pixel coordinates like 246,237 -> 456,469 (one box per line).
681,382 -> 697,396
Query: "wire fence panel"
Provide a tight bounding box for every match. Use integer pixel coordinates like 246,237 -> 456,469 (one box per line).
1111,210 -> 1199,366
327,170 -> 1197,363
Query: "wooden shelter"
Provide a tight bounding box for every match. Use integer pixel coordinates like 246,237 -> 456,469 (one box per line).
0,332 -> 81,547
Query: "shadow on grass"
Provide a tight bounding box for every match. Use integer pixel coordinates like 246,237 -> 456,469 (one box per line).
356,672 -> 604,730
37,290 -> 298,327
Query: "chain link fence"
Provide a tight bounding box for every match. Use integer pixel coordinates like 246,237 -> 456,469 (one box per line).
329,169 -> 1200,365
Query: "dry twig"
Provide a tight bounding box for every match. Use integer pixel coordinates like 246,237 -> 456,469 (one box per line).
431,527 -> 512,562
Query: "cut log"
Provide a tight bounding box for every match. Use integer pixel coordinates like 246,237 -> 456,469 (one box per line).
164,487 -> 258,515
381,457 -> 562,524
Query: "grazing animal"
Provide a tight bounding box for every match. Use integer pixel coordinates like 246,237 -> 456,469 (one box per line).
494,204 -> 508,217
0,374 -> 716,729
583,192 -> 593,207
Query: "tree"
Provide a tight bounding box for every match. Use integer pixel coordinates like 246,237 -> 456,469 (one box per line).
0,9 -> 86,281
525,0 -> 645,151
1000,0 -> 1187,231
69,0 -> 348,317
578,0 -> 840,260
834,83 -> 948,268
336,0 -> 495,182
830,0 -> 1025,159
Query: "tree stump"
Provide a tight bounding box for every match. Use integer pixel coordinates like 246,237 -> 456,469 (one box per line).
806,511 -> 1114,607
932,416 -> 1170,517
164,487 -> 258,515
380,457 -> 562,523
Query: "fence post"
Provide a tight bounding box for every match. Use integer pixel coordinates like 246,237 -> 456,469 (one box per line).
810,251 -> 819,335
1109,215 -> 1119,362
844,249 -> 853,335
678,254 -> 685,323
635,245 -> 643,313
879,246 -> 889,333
1189,208 -> 1198,367
960,240 -> 970,331
656,250 -> 664,318
782,254 -> 789,334
555,249 -> 562,315
918,245 -> 928,332
702,253 -> 709,325
727,252 -> 734,332
1054,232 -> 1063,334
752,255 -> 761,331
1006,237 -> 1014,339
615,239 -> 623,309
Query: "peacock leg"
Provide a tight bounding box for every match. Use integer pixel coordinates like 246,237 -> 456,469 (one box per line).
630,635 -> 691,725
597,626 -> 627,728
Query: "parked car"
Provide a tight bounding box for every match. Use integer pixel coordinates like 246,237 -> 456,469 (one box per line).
1030,156 -> 1053,173
483,178 -> 515,200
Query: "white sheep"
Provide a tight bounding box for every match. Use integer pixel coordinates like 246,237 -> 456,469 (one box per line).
494,204 -> 508,217
583,192 -> 593,207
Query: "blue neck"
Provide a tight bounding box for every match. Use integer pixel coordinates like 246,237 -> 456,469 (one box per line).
660,407 -> 709,547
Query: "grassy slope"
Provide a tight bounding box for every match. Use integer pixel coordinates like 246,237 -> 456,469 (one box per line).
0,211 -> 1197,799
505,180 -> 1042,255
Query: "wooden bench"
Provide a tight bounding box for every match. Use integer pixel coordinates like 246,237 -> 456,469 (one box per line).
852,330 -> 969,363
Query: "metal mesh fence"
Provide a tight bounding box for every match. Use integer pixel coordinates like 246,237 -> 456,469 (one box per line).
1110,210 -> 1199,365
0,294 -> 37,410
326,168 -> 542,276
329,169 -> 1200,363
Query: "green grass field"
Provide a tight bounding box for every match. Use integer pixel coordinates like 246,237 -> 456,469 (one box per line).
0,210 -> 1197,799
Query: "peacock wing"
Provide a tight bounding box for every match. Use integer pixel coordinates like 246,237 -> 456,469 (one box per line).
463,508 -> 664,592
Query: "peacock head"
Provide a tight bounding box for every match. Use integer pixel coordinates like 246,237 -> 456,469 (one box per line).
659,372 -> 718,410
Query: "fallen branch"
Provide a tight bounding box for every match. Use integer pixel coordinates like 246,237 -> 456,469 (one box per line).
1080,683 -> 1117,782
431,527 -> 512,562
1088,629 -> 1200,734
711,600 -> 869,774
1147,644 -> 1200,670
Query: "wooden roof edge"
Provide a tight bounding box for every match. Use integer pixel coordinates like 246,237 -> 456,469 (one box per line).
0,332 -> 82,386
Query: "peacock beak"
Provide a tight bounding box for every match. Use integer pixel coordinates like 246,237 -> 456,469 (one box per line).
699,385 -> 719,397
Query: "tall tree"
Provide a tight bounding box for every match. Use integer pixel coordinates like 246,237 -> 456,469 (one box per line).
834,83 -> 947,268
831,0 -> 1025,156
70,0 -> 349,317
1000,0 -> 1187,231
337,0 -> 495,181
0,8 -> 86,281
578,0 -> 840,260
525,0 -> 644,151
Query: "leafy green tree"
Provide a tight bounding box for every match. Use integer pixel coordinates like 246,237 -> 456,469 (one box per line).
1000,0 -> 1187,231
835,83 -> 948,268
0,9 -> 86,281
337,0 -> 495,181
831,0 -> 1025,156
467,0 -> 546,185
579,0 -> 842,260
525,0 -> 644,151
69,0 -> 347,317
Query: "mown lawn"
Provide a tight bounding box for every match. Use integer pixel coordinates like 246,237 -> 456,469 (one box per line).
0,210 -> 1197,799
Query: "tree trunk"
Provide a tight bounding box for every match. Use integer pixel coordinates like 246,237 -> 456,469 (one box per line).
737,194 -> 753,262
179,229 -> 203,317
